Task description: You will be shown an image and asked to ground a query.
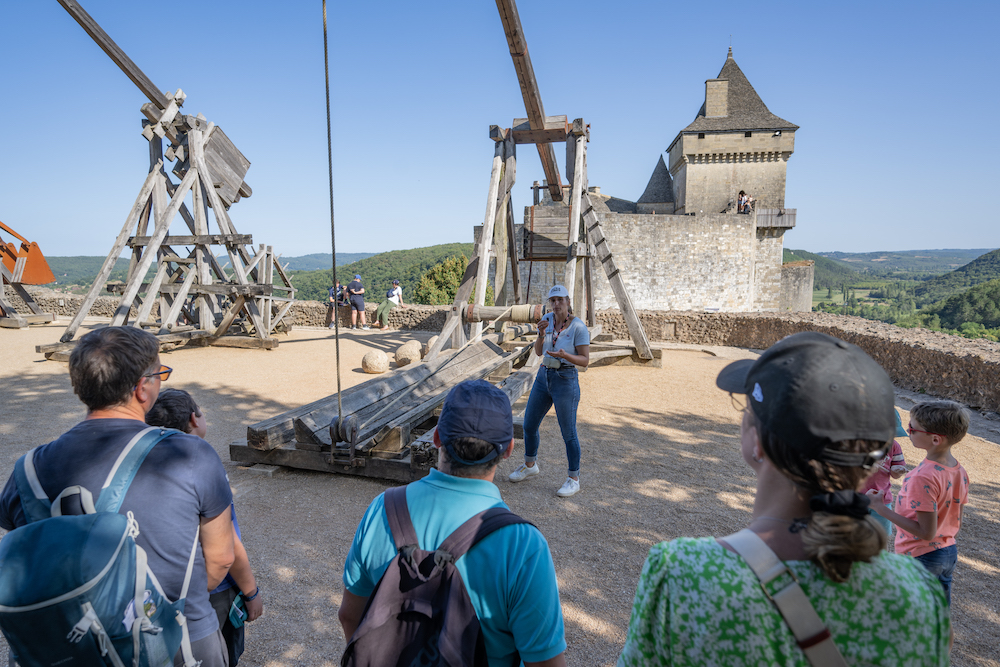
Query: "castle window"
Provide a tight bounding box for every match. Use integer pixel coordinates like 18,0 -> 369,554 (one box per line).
698,133 -> 705,139
745,131 -> 752,137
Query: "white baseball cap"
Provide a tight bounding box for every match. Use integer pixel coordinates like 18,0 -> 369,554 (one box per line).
547,285 -> 570,299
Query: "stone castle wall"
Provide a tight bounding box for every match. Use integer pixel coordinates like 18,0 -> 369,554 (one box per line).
668,131 -> 795,214
780,261 -> 815,312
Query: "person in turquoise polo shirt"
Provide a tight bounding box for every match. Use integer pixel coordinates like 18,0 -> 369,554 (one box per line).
339,380 -> 567,667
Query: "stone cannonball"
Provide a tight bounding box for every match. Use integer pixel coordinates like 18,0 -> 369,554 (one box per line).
362,349 -> 389,374
423,335 -> 439,357
395,340 -> 422,367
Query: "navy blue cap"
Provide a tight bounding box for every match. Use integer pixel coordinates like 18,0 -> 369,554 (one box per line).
437,380 -> 513,465
716,332 -> 895,467
354,274 -> 362,280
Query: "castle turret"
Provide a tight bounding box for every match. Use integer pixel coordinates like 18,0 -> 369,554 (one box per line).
667,48 -> 798,215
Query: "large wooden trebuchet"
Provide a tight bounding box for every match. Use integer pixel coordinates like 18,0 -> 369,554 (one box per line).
39,1 -> 294,358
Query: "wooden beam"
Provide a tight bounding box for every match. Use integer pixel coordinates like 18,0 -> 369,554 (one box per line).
56,1 -> 170,110
505,197 -> 522,304
564,131 -> 587,304
127,234 -> 252,246
494,0 -> 564,200
59,166 -> 162,342
472,142 -> 505,340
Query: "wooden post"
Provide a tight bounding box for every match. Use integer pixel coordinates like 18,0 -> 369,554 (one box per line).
471,139 -> 505,340
60,165 -> 163,342
564,124 -> 587,303
505,197 -> 522,304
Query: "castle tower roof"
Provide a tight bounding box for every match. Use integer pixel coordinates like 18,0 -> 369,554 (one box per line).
678,48 -> 798,135
637,155 -> 674,204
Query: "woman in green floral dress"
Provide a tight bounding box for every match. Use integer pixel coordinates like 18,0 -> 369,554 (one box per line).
619,332 -> 951,667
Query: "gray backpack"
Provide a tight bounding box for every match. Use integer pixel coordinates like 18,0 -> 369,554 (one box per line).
341,486 -> 532,667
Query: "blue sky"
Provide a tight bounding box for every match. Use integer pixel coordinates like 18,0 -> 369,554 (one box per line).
2,1 -> 997,258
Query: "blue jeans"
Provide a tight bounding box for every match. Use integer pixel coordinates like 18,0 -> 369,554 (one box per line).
523,365 -> 581,477
915,544 -> 958,604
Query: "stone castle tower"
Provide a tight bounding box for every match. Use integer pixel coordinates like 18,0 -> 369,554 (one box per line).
507,49 -> 813,313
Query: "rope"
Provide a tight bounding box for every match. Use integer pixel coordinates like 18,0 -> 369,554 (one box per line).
322,0 -> 344,430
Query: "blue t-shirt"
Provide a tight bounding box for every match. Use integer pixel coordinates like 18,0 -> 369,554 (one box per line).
0,419 -> 233,642
343,469 -> 566,666
541,314 -> 590,362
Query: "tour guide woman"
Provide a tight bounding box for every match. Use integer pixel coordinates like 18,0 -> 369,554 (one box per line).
619,332 -> 950,666
509,285 -> 590,498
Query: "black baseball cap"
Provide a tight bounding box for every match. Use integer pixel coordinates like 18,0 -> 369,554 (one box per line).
716,332 -> 895,467
437,380 -> 513,465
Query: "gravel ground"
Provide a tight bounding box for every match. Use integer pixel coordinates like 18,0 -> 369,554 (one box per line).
1,321 -> 998,666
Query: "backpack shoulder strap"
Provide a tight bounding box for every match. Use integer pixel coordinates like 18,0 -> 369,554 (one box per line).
95,426 -> 177,514
383,486 -> 419,550
12,449 -> 52,523
437,506 -> 535,561
722,529 -> 848,667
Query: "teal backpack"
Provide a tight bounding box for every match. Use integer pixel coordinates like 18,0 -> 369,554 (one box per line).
0,427 -> 200,667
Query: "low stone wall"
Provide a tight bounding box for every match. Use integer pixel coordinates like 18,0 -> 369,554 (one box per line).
2,286 -> 154,318
13,286 -> 997,411
596,310 -> 1000,412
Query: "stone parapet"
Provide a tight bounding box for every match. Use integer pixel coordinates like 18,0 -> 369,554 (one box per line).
595,310 -> 1000,412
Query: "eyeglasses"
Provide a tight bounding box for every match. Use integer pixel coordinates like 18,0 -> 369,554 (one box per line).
144,365 -> 172,382
907,425 -> 942,437
730,393 -> 747,412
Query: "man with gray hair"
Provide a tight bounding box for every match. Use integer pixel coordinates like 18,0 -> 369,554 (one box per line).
339,379 -> 567,666
0,326 -> 235,667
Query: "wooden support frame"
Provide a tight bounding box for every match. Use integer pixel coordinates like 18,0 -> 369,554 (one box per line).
53,94 -> 294,354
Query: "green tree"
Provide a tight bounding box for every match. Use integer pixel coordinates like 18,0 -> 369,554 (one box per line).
413,255 -> 494,306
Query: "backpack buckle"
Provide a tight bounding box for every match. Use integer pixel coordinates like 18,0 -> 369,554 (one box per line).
433,550 -> 455,568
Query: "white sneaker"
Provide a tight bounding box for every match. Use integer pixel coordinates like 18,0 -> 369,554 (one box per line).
556,477 -> 580,498
508,463 -> 540,483
362,325 -> 371,330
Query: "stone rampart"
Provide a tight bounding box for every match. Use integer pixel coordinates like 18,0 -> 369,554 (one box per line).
2,286 -> 154,318
596,310 -> 1000,412
780,261 -> 815,312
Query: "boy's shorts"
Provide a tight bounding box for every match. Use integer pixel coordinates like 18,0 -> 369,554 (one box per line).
915,544 -> 958,605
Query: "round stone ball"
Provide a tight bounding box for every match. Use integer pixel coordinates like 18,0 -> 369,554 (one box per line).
395,340 -> 422,367
361,349 -> 389,374
424,335 -> 439,357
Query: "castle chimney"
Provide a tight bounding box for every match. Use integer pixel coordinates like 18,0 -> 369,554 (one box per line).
705,79 -> 728,118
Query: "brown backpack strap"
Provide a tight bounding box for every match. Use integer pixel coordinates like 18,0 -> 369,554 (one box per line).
383,487 -> 419,551
436,507 -> 534,562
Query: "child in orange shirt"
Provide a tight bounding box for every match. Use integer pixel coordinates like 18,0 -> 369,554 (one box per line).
868,400 -> 970,603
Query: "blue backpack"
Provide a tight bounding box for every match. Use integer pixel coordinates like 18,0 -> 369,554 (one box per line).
0,427 -> 201,667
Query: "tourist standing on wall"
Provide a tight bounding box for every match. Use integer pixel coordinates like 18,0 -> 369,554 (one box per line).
326,280 -> 344,329
375,279 -> 407,330
509,285 -> 590,497
347,274 -> 369,330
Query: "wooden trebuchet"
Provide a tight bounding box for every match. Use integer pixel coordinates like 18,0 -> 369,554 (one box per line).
40,1 -> 294,357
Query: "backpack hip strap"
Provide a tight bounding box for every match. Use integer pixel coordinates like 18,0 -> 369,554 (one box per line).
384,487 -> 419,550
722,529 -> 848,667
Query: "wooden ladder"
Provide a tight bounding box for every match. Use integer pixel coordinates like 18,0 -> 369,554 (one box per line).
580,192 -> 653,360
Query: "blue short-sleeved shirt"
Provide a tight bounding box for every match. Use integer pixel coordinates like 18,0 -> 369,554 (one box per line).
343,469 -> 566,666
0,419 -> 233,642
541,313 -> 590,360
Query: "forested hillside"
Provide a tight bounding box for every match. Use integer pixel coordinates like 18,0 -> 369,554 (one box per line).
281,253 -> 376,271
783,249 -> 858,289
913,248 -> 1000,306
288,243 -> 474,302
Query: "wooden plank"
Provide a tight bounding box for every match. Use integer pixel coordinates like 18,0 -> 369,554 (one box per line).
584,254 -> 595,326
158,265 -> 197,334
108,282 -> 272,297
56,0 -> 170,109
128,234 -> 253,246
132,261 -> 169,325
494,0 -> 563,200
10,283 -> 47,316
38,329 -> 212,355
505,197 -> 522,304
59,166 -> 162,342
204,336 -> 278,350
425,255 -> 479,362
209,295 -> 246,340
229,442 -> 426,483
581,193 -> 653,360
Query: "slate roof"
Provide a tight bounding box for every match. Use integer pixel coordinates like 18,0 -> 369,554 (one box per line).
675,48 -> 798,138
637,155 -> 674,204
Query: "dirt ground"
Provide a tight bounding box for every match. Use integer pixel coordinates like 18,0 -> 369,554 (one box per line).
1,320 -> 998,666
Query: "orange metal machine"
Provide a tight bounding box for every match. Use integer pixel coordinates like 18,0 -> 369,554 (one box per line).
0,220 -> 55,328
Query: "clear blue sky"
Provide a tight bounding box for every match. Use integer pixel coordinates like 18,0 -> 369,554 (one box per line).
2,1 -> 997,258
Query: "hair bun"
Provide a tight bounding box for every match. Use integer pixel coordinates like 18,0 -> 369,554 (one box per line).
809,489 -> 870,519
